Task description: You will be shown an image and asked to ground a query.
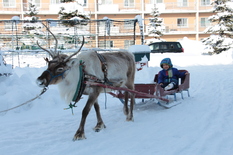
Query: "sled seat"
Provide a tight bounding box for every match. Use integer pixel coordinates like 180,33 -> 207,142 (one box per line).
154,70 -> 190,101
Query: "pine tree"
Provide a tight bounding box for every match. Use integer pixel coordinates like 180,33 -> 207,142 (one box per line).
147,5 -> 165,40
58,0 -> 90,27
22,0 -> 43,34
202,0 -> 233,54
25,0 -> 39,21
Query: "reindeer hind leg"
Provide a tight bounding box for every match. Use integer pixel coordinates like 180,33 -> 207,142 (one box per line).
123,91 -> 129,116
125,83 -> 135,121
93,101 -> 106,132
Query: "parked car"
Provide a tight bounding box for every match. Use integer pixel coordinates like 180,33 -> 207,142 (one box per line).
148,42 -> 184,53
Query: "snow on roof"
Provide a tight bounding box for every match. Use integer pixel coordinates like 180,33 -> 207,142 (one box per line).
128,45 -> 151,53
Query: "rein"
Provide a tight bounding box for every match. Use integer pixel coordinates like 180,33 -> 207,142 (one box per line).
0,87 -> 48,113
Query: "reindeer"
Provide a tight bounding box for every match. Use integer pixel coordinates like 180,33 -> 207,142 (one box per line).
36,24 -> 136,140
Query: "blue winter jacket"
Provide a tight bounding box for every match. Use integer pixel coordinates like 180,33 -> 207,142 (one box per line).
158,58 -> 186,85
158,68 -> 185,85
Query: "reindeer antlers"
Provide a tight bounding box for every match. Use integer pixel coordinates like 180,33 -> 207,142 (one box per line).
37,22 -> 58,58
37,22 -> 85,61
64,36 -> 85,62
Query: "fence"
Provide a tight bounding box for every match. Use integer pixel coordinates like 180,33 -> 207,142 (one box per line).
0,19 -> 141,52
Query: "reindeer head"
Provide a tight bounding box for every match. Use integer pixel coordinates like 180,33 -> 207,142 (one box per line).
37,23 -> 84,87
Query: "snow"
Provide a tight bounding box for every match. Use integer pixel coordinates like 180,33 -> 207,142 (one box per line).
1,39 -> 233,155
0,51 -> 12,75
128,45 -> 151,53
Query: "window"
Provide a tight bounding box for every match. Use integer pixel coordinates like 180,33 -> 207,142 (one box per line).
4,22 -> 16,31
35,0 -> 41,8
201,0 -> 211,6
200,18 -> 210,27
101,0 -> 113,4
51,0 -> 60,4
124,0 -> 134,7
3,0 -> 15,7
161,44 -> 168,49
152,44 -> 159,50
170,44 -> 174,49
99,40 -> 113,48
82,0 -> 87,7
177,18 -> 187,27
177,0 -> 188,7
150,0 -> 163,3
156,0 -> 163,3
124,40 -> 134,49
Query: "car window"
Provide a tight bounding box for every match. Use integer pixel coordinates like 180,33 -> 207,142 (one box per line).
170,44 -> 175,49
176,43 -> 182,48
154,44 -> 159,50
149,44 -> 159,50
161,44 -> 168,49
149,45 -> 153,50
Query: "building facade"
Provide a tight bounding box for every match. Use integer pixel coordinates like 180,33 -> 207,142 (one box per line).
0,0 -> 214,49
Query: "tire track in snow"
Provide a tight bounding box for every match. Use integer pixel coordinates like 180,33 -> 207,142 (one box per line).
177,65 -> 233,154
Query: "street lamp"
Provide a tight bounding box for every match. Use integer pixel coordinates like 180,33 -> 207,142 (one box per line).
11,16 -> 20,50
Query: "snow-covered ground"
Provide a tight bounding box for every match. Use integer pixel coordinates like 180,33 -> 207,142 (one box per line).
1,38 -> 233,155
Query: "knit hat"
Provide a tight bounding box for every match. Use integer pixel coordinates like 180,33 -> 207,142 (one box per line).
160,58 -> 173,68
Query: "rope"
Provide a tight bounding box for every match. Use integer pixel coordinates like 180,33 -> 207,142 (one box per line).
0,87 -> 48,113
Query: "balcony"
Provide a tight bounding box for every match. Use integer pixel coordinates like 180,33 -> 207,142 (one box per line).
0,2 -> 213,15
98,4 -> 119,13
145,23 -> 210,36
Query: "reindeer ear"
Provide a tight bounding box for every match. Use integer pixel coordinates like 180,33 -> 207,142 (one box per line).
44,57 -> 49,63
67,58 -> 79,67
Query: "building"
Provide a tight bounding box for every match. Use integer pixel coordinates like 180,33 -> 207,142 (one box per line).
0,0 -> 214,49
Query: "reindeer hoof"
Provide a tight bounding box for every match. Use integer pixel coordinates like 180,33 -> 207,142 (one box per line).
73,133 -> 86,141
126,116 -> 134,122
94,123 -> 106,132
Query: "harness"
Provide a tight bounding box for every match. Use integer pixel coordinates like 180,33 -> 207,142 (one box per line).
65,51 -> 116,114
95,51 -> 113,85
72,61 -> 86,103
66,52 -> 112,113
45,69 -> 67,86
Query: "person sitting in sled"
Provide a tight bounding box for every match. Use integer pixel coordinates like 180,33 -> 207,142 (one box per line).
158,58 -> 188,90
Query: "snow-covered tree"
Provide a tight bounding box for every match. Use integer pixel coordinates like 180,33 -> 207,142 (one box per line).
22,0 -> 43,35
202,0 -> 233,54
147,5 -> 165,40
58,0 -> 90,27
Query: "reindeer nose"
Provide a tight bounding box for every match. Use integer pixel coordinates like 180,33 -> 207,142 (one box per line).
36,78 -> 47,87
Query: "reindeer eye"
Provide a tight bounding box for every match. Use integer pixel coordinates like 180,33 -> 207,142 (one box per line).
56,67 -> 64,72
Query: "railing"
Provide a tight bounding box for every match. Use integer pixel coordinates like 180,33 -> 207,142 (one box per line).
0,2 -> 213,14
0,19 -> 140,51
0,18 -> 212,51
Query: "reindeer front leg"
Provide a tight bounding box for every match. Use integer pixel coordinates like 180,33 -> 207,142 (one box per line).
73,102 -> 92,140
73,89 -> 101,141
